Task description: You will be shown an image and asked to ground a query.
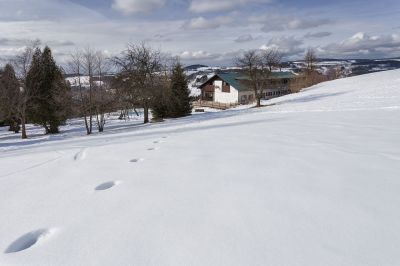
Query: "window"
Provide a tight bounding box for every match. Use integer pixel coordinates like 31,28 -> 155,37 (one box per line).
222,81 -> 230,93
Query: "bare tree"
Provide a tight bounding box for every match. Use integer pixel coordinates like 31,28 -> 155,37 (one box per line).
12,40 -> 41,139
93,51 -> 113,132
113,43 -> 165,123
236,50 -> 271,107
304,48 -> 322,87
68,48 -> 98,134
81,47 -> 98,134
304,48 -> 317,73
264,49 -> 283,71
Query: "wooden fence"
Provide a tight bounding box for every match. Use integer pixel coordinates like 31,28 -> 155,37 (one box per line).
193,100 -> 239,110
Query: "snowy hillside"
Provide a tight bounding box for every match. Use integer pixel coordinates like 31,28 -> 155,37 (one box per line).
1,70 -> 400,266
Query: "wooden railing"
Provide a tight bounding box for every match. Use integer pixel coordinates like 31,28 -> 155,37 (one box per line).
193,100 -> 238,110
203,85 -> 215,92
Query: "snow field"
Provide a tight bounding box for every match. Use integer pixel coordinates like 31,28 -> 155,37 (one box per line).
0,69 -> 399,265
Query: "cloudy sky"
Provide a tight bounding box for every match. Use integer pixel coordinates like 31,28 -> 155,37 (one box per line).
0,0 -> 400,66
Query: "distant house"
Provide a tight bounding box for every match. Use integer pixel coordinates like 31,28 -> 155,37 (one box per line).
198,72 -> 298,106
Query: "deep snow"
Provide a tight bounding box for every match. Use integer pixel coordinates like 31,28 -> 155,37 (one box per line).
0,70 -> 399,266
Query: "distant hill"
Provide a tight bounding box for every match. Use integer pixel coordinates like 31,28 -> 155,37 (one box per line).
184,64 -> 208,71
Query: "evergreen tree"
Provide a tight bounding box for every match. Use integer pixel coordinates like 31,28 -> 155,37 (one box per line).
168,63 -> 192,118
0,64 -> 21,132
27,46 -> 70,134
151,80 -> 170,121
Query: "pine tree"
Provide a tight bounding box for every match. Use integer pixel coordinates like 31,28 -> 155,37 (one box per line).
0,64 -> 21,133
151,79 -> 170,121
168,63 -> 192,118
27,46 -> 70,134
26,48 -> 43,126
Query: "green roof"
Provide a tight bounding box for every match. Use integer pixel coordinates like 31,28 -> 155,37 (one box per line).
202,71 -> 297,92
216,72 -> 247,91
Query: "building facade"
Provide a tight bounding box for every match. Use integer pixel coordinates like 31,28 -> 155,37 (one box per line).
199,72 -> 297,105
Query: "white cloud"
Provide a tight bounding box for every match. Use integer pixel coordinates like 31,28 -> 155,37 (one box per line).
183,16 -> 234,30
304,32 -> 332,39
0,38 -> 75,47
234,34 -> 254,43
189,0 -> 271,13
144,33 -> 172,42
250,14 -> 332,32
112,0 -> 166,14
179,49 -> 244,65
260,36 -> 304,57
1,0 -> 399,66
320,32 -> 400,58
287,18 -> 331,30
0,0 -> 103,21
180,50 -> 215,60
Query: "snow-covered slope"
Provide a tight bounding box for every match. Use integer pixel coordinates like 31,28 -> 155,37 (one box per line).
0,70 -> 399,266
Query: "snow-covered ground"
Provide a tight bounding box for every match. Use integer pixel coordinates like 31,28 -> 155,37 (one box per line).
1,70 -> 400,266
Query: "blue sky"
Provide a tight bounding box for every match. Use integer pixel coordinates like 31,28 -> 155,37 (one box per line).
0,0 -> 399,65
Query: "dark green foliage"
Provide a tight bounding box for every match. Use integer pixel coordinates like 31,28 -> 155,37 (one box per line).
0,64 -> 21,133
151,83 -> 170,121
151,63 -> 192,120
26,46 -> 71,134
168,63 -> 192,118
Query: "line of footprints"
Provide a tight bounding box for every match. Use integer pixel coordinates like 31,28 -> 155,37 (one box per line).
4,136 -> 168,254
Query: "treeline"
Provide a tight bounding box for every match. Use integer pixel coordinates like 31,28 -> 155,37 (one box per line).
0,42 -> 192,139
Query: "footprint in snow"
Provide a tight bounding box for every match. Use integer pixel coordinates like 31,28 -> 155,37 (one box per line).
5,228 -> 56,254
73,148 -> 87,161
147,147 -> 159,151
95,181 -> 121,191
130,158 -> 144,163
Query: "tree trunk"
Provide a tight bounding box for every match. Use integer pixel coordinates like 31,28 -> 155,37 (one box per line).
44,124 -> 50,135
96,113 -> 105,132
88,114 -> 93,134
143,105 -> 149,124
84,114 -> 91,135
49,124 -> 59,134
118,111 -> 124,120
8,123 -> 14,132
21,111 -> 27,139
256,97 -> 261,107
13,122 -> 20,134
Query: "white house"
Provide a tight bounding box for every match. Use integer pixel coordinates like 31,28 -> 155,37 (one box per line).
198,72 -> 297,105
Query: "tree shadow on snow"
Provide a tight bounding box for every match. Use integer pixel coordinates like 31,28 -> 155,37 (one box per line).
274,92 -> 348,105
0,106 -> 281,152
